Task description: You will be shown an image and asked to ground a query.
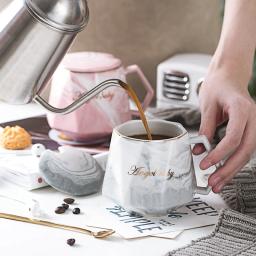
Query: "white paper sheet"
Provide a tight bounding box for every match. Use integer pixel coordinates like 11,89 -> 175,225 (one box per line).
84,194 -> 223,239
151,230 -> 183,239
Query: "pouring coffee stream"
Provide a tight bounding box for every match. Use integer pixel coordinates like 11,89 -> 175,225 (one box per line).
119,81 -> 152,140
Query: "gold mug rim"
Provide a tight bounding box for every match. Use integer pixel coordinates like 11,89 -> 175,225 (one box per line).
113,120 -> 188,142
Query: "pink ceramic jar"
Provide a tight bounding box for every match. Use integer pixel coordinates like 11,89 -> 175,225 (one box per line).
47,52 -> 154,142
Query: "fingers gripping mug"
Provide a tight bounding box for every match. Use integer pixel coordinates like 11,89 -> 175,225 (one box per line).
102,120 -> 214,216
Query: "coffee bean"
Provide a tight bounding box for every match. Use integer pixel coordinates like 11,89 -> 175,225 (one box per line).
72,208 -> 80,215
62,203 -> 69,210
55,206 -> 66,214
64,198 -> 75,204
67,238 -> 76,246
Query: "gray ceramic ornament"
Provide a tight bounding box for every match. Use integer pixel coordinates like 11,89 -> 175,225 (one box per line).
39,147 -> 104,196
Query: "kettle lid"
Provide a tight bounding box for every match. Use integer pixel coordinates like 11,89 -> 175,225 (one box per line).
25,0 -> 89,32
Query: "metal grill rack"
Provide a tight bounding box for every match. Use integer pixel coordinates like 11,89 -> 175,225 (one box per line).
163,71 -> 190,101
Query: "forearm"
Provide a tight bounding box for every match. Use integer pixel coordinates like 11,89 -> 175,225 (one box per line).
197,1 -> 256,194
210,0 -> 256,84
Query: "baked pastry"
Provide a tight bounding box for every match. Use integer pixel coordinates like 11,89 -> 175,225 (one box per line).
0,125 -> 32,150
59,132 -> 72,141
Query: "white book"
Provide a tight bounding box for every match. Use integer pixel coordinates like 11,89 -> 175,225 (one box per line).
0,155 -> 48,190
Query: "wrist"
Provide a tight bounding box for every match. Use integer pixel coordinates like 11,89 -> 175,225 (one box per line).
208,51 -> 253,88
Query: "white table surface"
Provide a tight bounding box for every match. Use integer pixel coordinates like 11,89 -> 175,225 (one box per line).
0,182 -> 226,256
0,101 -> 228,256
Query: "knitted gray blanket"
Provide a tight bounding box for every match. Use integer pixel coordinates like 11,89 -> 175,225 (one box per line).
167,164 -> 256,256
221,165 -> 256,218
167,209 -> 256,256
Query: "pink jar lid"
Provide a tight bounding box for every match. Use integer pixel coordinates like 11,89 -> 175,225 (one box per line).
62,52 -> 122,73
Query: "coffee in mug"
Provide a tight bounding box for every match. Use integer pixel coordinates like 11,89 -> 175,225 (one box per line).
130,134 -> 171,140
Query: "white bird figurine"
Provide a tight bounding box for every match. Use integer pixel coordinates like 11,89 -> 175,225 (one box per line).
31,143 -> 46,157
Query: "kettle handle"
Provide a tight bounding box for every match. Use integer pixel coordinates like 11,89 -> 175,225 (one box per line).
124,65 -> 154,116
33,79 -> 122,115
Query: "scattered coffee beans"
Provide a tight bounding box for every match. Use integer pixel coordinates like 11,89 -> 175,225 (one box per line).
55,198 -> 82,215
64,198 -> 75,204
62,203 -> 69,210
67,238 -> 76,246
72,208 -> 81,215
55,206 -> 66,214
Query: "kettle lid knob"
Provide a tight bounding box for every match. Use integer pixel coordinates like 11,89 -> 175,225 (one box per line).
25,0 -> 89,32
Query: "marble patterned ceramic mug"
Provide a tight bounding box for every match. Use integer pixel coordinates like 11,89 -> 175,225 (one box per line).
102,120 -> 215,216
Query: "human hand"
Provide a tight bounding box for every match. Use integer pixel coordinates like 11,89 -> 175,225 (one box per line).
193,68 -> 256,193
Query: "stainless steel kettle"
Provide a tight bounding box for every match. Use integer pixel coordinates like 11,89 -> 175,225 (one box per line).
0,0 -> 122,114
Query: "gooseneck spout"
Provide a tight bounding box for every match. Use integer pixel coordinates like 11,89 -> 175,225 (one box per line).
34,79 -> 123,114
